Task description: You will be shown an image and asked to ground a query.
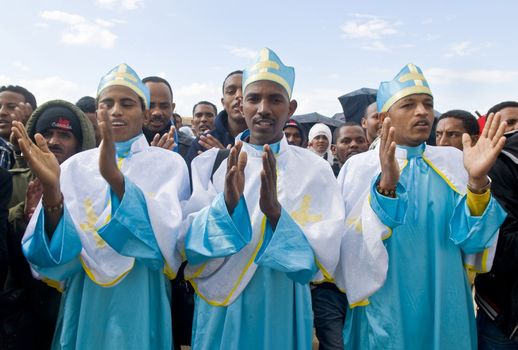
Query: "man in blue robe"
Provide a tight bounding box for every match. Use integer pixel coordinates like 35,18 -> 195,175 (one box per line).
12,63 -> 189,350
336,63 -> 508,349
183,48 -> 345,350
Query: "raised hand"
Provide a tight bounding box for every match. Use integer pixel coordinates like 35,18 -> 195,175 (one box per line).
151,125 -> 176,150
198,134 -> 226,150
11,121 -> 60,197
224,141 -> 247,214
463,113 -> 506,191
378,117 -> 399,190
12,120 -> 62,232
259,144 -> 281,228
98,105 -> 125,199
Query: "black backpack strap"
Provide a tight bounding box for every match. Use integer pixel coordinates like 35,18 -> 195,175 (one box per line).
210,148 -> 230,182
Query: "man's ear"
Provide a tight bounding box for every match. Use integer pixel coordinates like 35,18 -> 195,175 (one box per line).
221,97 -> 224,107
379,112 -> 389,123
288,99 -> 298,117
143,110 -> 150,125
171,102 -> 176,113
361,117 -> 367,128
331,144 -> 337,155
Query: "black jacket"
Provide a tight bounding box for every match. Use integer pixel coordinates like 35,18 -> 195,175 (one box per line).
475,130 -> 518,339
184,110 -> 236,171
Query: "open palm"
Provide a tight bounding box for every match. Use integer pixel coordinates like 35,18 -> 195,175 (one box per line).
11,121 -> 60,190
463,113 -> 506,181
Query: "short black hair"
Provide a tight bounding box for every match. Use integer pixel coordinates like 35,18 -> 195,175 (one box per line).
438,109 -> 479,136
487,101 -> 518,116
222,70 -> 243,93
0,85 -> 37,110
142,76 -> 173,99
76,96 -> 96,113
332,122 -> 365,143
192,101 -> 217,116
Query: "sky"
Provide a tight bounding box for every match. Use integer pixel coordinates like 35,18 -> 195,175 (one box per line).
1,0 -> 517,118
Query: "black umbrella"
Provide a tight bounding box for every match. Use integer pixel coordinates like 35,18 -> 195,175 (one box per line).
292,112 -> 344,135
337,88 -> 377,124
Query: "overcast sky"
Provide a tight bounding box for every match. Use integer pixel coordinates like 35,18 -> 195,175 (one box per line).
1,0 -> 517,117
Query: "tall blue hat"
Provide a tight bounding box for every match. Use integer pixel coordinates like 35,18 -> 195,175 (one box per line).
97,63 -> 150,109
377,63 -> 432,113
243,48 -> 295,99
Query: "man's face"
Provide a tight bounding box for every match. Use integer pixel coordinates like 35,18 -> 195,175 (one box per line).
310,135 -> 330,154
435,117 -> 469,150
241,80 -> 296,145
0,91 -> 27,139
498,107 -> 518,133
284,126 -> 302,146
221,74 -> 243,123
41,128 -> 79,164
192,104 -> 216,135
97,85 -> 145,142
361,102 -> 381,143
334,125 -> 369,164
85,112 -> 101,146
144,82 -> 174,133
384,94 -> 434,147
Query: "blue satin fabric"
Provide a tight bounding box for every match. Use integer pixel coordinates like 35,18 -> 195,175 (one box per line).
344,144 -> 507,350
23,178 -> 172,350
187,194 -> 317,350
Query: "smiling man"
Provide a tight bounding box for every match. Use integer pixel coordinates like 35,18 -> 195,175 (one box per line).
0,85 -> 36,170
13,63 -> 189,350
142,76 -> 176,142
183,48 -> 344,350
335,64 -> 507,350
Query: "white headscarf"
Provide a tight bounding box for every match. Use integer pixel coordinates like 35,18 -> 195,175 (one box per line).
308,123 -> 333,164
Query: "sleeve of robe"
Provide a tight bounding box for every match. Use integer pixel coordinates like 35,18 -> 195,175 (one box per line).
450,189 -> 507,254
97,177 -> 164,271
185,193 -> 317,283
369,174 -> 408,231
23,177 -> 165,280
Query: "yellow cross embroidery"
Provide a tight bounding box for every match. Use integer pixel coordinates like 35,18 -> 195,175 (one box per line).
291,195 -> 323,227
79,198 -> 108,248
113,63 -> 137,82
399,64 -> 424,86
346,216 -> 362,233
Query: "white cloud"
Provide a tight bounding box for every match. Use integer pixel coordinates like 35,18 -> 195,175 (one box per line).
174,83 -> 221,116
15,76 -> 81,105
293,88 -> 344,116
444,41 -> 492,57
427,67 -> 518,85
360,41 -> 413,52
13,62 -> 30,72
224,45 -> 258,59
422,18 -> 433,25
361,41 -> 389,51
95,0 -> 144,10
341,16 -> 400,39
40,10 -> 118,48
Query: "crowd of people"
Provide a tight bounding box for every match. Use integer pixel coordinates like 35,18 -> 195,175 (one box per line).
0,47 -> 517,350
